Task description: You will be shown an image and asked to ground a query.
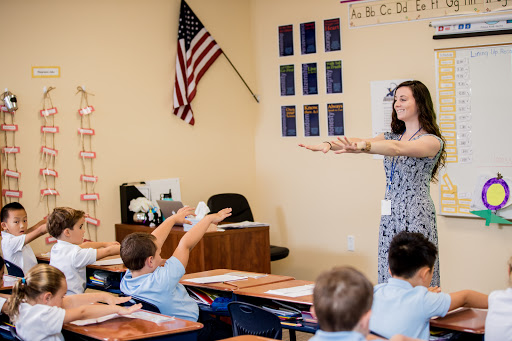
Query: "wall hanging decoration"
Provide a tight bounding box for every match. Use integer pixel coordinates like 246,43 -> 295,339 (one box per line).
76,86 -> 100,241
1,89 -> 22,202
39,86 -> 60,216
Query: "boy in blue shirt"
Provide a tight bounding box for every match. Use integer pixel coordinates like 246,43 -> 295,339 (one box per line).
370,231 -> 488,340
311,266 -> 419,341
120,205 -> 232,341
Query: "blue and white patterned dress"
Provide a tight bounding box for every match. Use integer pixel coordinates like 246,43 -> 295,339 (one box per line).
378,132 -> 444,286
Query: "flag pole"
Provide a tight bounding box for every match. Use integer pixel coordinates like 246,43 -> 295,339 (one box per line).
222,52 -> 259,103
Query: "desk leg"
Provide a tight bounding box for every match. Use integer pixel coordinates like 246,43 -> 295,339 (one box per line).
289,329 -> 297,341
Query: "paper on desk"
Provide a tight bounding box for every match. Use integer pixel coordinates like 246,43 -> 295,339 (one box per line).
225,272 -> 268,279
265,284 -> 315,297
3,275 -> 17,287
92,257 -> 124,266
183,274 -> 248,284
220,221 -> 268,228
70,311 -> 175,326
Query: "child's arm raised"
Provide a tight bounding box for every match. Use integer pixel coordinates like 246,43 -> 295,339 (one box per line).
24,219 -> 47,245
151,206 -> 195,248
173,208 -> 232,268
63,302 -> 142,324
448,290 -> 488,311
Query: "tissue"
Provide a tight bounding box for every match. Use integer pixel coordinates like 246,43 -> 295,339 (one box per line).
184,201 -> 210,231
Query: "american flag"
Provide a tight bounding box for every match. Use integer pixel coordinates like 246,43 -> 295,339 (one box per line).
173,0 -> 222,125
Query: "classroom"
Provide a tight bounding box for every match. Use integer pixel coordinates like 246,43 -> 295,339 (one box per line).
1,0 -> 512,338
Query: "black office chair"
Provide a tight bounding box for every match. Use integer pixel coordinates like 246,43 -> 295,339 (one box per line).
207,193 -> 289,262
228,302 -> 283,339
120,294 -> 160,313
4,260 -> 24,277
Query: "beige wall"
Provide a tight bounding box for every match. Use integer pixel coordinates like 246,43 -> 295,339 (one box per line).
1,0 -> 511,294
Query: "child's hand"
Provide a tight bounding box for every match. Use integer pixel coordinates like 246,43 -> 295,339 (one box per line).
107,241 -> 120,247
118,303 -> 142,316
173,206 -> 196,225
428,286 -> 441,293
103,295 -> 132,306
211,208 -> 232,224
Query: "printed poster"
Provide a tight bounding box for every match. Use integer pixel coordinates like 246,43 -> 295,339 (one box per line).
280,65 -> 295,96
300,22 -> 316,55
278,25 -> 294,57
325,60 -> 343,94
324,18 -> 341,52
302,63 -> 318,95
281,105 -> 297,137
327,103 -> 344,136
304,104 -> 319,137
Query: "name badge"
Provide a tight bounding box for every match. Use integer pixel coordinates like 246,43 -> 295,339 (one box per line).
381,200 -> 391,216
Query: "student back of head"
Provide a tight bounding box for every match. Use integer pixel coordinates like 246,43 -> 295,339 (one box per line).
370,231 -> 487,340
485,256 -> 512,341
312,266 -> 420,341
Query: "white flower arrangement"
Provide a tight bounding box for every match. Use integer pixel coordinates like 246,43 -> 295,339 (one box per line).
129,197 -> 160,215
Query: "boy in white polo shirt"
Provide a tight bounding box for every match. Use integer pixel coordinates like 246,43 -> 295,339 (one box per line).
370,231 -> 488,340
1,202 -> 47,274
47,207 -> 120,295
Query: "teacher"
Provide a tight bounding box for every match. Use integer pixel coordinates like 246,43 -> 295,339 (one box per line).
299,80 -> 445,286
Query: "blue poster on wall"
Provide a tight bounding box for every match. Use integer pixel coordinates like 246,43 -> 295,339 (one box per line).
302,63 -> 318,95
326,60 -> 343,94
324,18 -> 341,52
280,65 -> 295,96
278,25 -> 294,57
304,104 -> 320,137
281,105 -> 297,137
327,103 -> 344,136
300,22 -> 316,55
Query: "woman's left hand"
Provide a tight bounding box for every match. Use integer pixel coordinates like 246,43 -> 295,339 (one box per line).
332,137 -> 362,154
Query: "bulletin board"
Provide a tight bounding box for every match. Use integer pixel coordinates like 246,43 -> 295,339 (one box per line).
435,43 -> 512,219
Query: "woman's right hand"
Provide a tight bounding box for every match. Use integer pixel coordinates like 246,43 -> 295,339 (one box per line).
298,142 -> 331,153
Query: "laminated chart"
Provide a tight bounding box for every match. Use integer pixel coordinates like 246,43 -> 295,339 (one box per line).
435,44 -> 512,220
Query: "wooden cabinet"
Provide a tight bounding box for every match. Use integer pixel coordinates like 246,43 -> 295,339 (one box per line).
115,224 -> 271,274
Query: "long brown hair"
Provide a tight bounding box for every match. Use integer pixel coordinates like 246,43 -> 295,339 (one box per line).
391,80 -> 446,182
7,264 -> 65,322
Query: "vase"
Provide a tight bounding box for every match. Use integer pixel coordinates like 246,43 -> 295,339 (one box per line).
133,212 -> 147,224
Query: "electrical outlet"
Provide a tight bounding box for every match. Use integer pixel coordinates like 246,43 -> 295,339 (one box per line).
347,235 -> 355,252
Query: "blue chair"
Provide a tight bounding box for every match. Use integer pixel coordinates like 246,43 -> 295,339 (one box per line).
207,193 -> 290,262
120,295 -> 160,313
228,302 -> 283,339
9,326 -> 23,341
4,260 -> 23,277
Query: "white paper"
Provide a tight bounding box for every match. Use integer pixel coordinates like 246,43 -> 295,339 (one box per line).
225,272 -> 268,279
70,311 -> 174,326
220,221 -> 268,228
92,257 -> 124,266
265,284 -> 315,298
183,274 -> 248,284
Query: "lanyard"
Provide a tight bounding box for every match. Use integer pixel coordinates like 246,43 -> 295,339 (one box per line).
387,127 -> 422,195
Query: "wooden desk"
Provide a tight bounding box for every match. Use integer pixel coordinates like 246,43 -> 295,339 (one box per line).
63,313 -> 203,341
116,224 -> 271,274
430,308 -> 487,335
181,269 -> 293,292
233,280 -> 314,305
37,255 -> 127,294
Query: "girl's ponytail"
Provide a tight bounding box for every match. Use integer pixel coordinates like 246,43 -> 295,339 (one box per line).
6,264 -> 65,322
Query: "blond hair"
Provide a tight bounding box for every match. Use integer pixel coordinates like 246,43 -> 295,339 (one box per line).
7,264 -> 65,322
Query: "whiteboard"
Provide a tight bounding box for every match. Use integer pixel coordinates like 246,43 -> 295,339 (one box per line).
435,44 -> 512,218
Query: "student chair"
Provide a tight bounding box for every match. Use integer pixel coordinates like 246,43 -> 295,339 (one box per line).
207,193 -> 290,262
120,295 -> 160,313
228,302 -> 283,339
4,260 -> 24,277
